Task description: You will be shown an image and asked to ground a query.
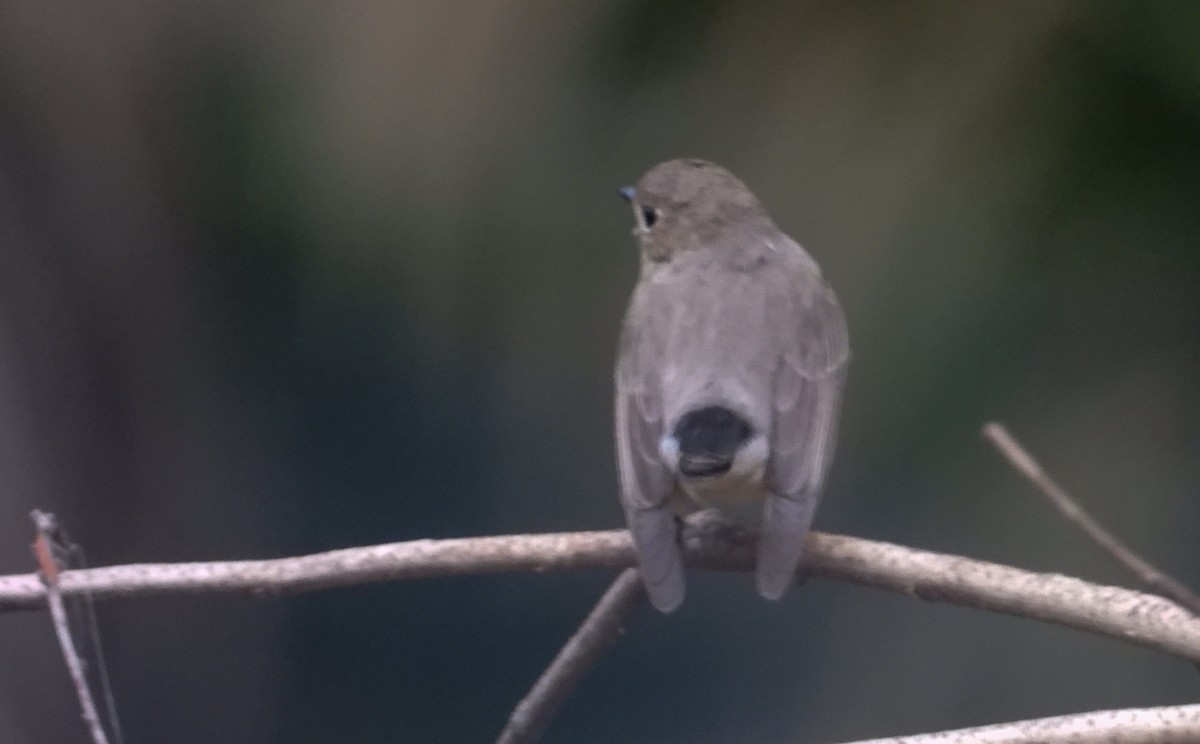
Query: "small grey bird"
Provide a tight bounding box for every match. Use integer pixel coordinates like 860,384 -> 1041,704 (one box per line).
614,159 -> 849,613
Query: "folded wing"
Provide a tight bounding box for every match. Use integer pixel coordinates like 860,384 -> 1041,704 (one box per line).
615,297 -> 684,612
757,275 -> 849,600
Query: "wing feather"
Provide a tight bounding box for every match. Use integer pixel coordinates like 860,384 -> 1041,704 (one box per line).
615,293 -> 684,612
757,276 -> 849,599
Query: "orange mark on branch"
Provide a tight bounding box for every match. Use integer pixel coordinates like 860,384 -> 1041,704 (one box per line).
33,532 -> 60,586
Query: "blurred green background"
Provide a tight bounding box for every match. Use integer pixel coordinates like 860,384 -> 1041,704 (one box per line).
1,1 -> 1198,742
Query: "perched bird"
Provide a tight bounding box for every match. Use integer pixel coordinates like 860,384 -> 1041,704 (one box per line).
614,159 -> 849,612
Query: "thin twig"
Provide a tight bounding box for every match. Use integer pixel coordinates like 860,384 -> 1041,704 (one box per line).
983,422 -> 1200,615
31,511 -> 111,744
831,702 -> 1200,744
496,568 -> 645,744
3,527 -> 1200,663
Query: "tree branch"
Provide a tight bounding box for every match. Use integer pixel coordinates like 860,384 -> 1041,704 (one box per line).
495,568 -> 645,744
2,526 -> 1200,662
831,703 -> 1200,744
31,511 -> 112,744
983,422 -> 1200,615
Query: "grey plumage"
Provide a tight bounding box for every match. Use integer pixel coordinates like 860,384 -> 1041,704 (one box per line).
614,159 -> 849,612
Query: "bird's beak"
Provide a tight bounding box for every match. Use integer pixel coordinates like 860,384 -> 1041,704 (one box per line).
619,186 -> 636,203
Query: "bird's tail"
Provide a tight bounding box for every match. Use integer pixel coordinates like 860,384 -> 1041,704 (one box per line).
673,406 -> 752,478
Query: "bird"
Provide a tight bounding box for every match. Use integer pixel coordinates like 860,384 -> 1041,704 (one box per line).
614,158 -> 849,612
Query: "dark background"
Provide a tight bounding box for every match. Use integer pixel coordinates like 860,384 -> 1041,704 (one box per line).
1,2 -> 1198,742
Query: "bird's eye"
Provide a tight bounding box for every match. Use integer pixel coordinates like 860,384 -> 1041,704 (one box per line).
641,207 -> 659,229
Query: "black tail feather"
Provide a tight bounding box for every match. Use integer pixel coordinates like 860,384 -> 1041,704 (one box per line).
673,406 -> 752,478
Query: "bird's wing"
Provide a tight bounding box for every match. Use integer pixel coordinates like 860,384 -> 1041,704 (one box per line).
615,290 -> 684,612
757,273 -> 849,600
